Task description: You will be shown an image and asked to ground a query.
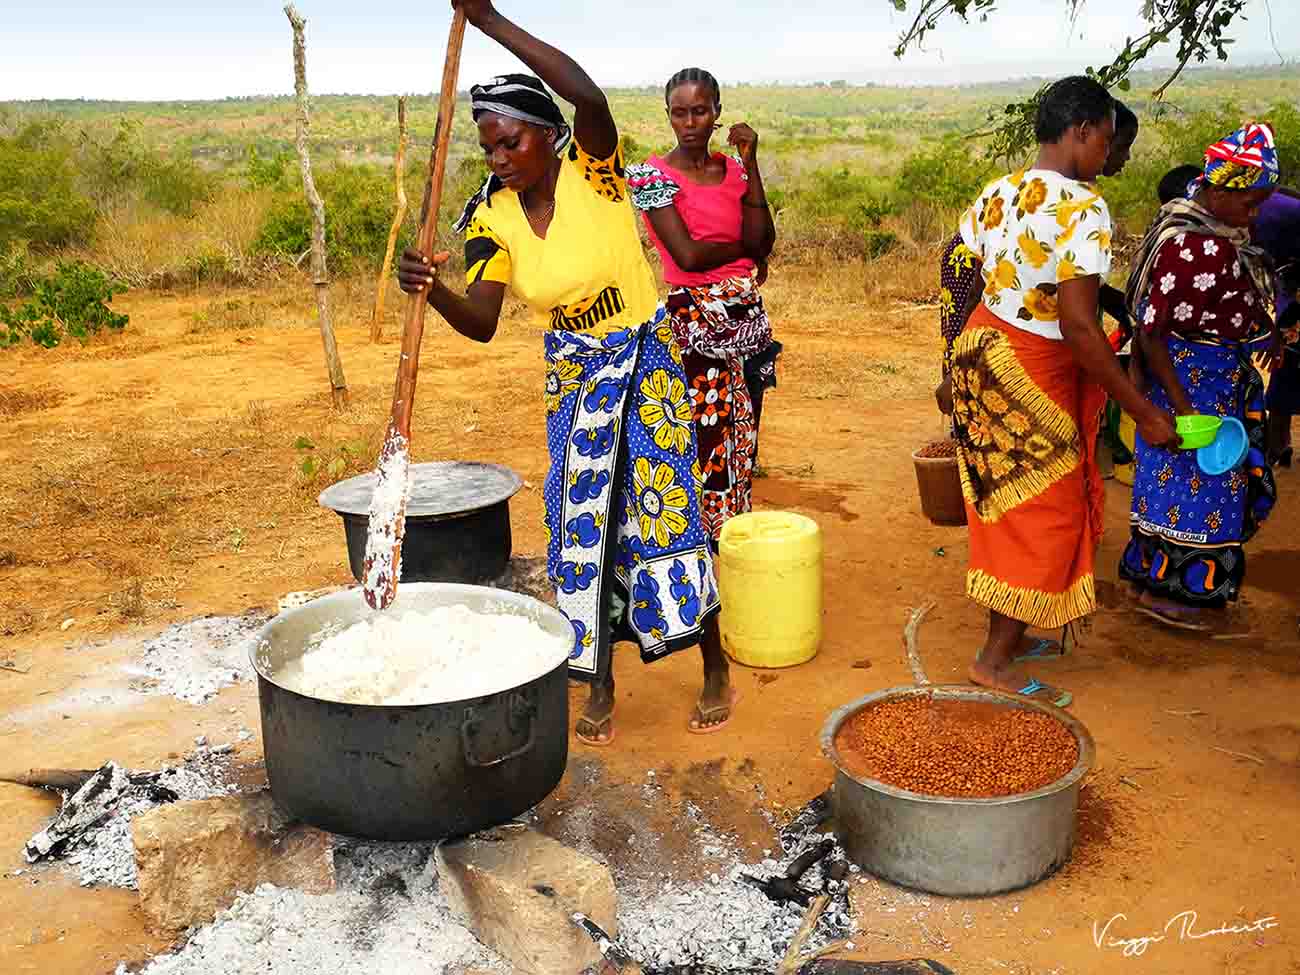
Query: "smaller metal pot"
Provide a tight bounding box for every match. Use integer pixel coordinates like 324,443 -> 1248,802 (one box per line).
821,685 -> 1095,897
319,461 -> 522,585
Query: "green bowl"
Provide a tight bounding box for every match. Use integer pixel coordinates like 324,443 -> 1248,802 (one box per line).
1176,414 -> 1222,449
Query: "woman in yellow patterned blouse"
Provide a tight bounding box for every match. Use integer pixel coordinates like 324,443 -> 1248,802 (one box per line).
949,76 -> 1179,707
398,0 -> 735,746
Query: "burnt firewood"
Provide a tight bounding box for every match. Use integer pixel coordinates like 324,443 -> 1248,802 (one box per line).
801,961 -> 956,974
2,767 -> 170,795
24,763 -> 130,862
1,769 -> 104,793
779,789 -> 834,853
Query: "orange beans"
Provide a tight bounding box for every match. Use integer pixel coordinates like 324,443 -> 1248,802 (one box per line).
834,695 -> 1079,798
916,439 -> 959,459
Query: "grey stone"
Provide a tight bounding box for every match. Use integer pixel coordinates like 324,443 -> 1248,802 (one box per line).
436,828 -> 617,974
132,791 -> 335,936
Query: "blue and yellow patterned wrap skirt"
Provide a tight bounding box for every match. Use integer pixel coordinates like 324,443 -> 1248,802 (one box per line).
542,308 -> 720,680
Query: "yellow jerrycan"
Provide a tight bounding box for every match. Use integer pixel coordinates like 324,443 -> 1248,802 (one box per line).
1116,410 -> 1137,487
717,511 -> 823,668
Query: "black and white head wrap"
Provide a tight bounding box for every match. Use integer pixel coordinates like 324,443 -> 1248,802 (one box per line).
454,74 -> 572,232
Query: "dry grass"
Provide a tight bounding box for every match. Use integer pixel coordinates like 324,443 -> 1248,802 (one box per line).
72,187 -> 274,289
186,297 -> 267,335
0,390 -> 381,629
0,253 -> 939,637
0,384 -> 67,417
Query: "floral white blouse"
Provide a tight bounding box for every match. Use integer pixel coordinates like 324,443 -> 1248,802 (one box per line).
959,168 -> 1115,340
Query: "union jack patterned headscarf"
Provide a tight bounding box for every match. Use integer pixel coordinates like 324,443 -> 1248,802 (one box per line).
1201,122 -> 1280,191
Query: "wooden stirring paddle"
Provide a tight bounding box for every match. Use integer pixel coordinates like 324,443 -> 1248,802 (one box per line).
363,8 -> 468,611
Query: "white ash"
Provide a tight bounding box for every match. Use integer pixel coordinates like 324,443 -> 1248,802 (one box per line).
618,834 -> 853,971
47,747 -> 239,889
129,614 -> 267,705
118,841 -> 505,975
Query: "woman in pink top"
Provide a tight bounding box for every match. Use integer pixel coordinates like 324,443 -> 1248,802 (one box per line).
628,67 -> 779,544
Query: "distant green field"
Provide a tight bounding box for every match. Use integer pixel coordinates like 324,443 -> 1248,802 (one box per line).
4,64 -> 1297,166
2,63 -> 1297,297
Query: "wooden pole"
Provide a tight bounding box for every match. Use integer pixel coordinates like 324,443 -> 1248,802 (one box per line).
370,96 -> 410,344
778,891 -> 834,974
285,3 -> 349,410
362,9 -> 467,611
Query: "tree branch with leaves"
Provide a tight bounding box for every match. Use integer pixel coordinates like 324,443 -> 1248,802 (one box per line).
890,0 -> 1252,160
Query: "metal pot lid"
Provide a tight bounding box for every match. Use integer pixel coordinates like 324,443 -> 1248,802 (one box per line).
318,461 -> 523,518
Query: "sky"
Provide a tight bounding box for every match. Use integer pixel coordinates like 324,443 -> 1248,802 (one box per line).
1,0 -> 1294,101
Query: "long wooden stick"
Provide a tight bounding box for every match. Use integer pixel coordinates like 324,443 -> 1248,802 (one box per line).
904,602 -> 935,686
285,3 -> 348,410
371,96 -> 410,344
778,891 -> 834,974
362,9 -> 467,610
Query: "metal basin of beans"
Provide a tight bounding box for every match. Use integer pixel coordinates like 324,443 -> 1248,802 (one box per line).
820,685 -> 1095,897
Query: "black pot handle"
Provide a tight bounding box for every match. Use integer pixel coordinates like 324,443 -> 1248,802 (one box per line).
461,691 -> 537,768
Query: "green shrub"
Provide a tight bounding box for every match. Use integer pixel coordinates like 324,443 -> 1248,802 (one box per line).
254,164 -> 407,268
0,123 -> 96,251
442,155 -> 491,223
784,166 -> 895,233
0,261 -> 128,349
864,229 -> 899,259
894,138 -> 997,211
80,120 -> 216,217
244,147 -> 294,189
0,243 -> 39,300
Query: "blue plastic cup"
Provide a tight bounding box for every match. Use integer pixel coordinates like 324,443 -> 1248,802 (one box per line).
1196,416 -> 1248,475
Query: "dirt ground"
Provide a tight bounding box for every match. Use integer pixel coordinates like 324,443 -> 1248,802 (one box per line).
1,272 -> 1298,974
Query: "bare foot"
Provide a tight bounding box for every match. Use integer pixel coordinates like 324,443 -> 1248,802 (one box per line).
575,679 -> 615,746
689,619 -> 734,733
969,658 -> 1033,694
970,660 -> 1072,706
686,686 -> 738,733
689,666 -> 736,734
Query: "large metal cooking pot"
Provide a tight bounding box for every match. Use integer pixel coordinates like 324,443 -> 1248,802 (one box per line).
251,583 -> 571,841
318,462 -> 522,585
821,684 -> 1095,897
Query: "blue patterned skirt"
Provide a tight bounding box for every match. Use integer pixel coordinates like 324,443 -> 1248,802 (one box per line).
542,309 -> 720,680
1120,336 -> 1276,607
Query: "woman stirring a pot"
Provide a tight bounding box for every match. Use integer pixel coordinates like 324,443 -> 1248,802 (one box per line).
397,0 -> 737,744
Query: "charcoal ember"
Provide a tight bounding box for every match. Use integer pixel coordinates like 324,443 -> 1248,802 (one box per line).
779,789 -> 833,854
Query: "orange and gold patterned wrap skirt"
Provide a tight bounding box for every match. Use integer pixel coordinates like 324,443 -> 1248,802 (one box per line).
951,303 -> 1107,628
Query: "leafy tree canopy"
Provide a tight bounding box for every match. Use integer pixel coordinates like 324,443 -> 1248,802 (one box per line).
889,0 -> 1255,158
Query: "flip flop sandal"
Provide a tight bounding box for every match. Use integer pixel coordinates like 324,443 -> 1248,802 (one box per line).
1012,638 -> 1066,664
1016,678 -> 1072,709
574,710 -> 616,748
1136,604 -> 1211,633
688,688 -> 740,736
